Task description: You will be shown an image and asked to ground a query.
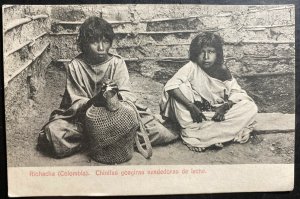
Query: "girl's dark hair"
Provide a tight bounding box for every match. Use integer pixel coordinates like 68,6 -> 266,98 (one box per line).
189,32 -> 224,66
77,16 -> 115,53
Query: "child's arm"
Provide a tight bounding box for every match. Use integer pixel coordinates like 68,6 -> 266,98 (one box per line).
110,58 -> 137,102
164,62 -> 194,92
168,88 -> 206,123
52,62 -> 91,119
228,78 -> 253,103
212,101 -> 234,122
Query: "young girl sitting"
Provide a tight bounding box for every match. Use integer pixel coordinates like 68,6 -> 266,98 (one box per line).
160,32 -> 258,152
38,16 -> 178,158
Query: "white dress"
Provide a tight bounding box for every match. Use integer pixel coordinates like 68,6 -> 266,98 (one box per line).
160,61 -> 258,148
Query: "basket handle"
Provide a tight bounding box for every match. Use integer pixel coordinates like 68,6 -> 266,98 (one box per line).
135,117 -> 153,159
125,101 -> 152,159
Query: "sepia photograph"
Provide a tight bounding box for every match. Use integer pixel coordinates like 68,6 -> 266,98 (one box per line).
3,3 -> 296,196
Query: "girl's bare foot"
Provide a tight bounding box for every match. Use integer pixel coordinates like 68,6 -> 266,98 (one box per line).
215,143 -> 224,148
187,145 -> 205,152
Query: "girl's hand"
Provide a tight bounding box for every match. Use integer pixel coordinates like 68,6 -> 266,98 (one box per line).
212,104 -> 228,122
187,103 -> 207,123
103,79 -> 118,90
212,100 -> 234,122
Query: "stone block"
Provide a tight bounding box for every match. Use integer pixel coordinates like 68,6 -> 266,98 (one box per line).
241,57 -> 294,74
273,44 -> 295,57
127,59 -> 186,83
116,33 -> 195,48
245,10 -> 270,26
219,28 -> 245,43
139,61 -> 162,78
154,33 -> 195,45
242,44 -> 274,57
244,29 -> 271,41
225,59 -> 244,75
201,15 -> 234,29
267,7 -> 294,26
254,113 -> 294,133
223,45 -> 244,59
271,26 -> 295,41
116,44 -> 189,58
115,34 -> 157,48
146,18 -> 204,32
134,5 -> 186,21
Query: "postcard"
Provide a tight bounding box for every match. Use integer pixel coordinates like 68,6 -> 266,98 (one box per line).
3,4 -> 295,197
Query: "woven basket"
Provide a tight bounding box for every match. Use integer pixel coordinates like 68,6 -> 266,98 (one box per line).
89,131 -> 136,164
85,101 -> 139,164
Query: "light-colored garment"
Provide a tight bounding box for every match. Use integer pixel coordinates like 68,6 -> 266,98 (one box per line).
160,61 -> 258,148
38,54 -> 178,158
52,53 -> 136,121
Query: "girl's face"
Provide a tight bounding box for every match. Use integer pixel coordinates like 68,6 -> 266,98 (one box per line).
196,46 -> 217,69
87,37 -> 111,61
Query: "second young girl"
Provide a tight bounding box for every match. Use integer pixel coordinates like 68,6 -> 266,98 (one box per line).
160,32 -> 258,152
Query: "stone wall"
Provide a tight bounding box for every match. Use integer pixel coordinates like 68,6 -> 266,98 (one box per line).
3,5 -> 295,114
3,5 -> 52,127
49,4 -> 295,113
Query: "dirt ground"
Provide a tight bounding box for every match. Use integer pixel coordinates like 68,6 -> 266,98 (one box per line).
6,64 -> 294,167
